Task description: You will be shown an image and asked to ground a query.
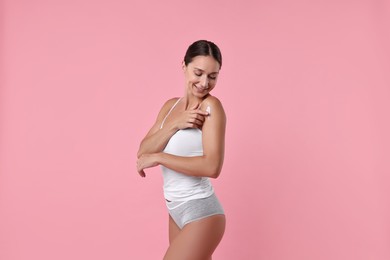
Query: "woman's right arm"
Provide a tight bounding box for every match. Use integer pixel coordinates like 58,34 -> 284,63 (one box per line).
137,98 -> 178,158
137,98 -> 209,158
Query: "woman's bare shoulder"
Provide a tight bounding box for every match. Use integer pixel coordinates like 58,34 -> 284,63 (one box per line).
158,97 -> 181,116
201,95 -> 225,114
161,97 -> 180,109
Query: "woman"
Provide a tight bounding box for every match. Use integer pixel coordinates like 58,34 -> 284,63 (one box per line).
137,40 -> 226,260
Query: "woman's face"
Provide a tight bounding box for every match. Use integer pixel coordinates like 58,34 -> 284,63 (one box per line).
183,55 -> 220,98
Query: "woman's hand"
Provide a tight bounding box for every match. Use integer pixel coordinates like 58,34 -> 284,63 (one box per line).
136,153 -> 160,177
164,104 -> 209,130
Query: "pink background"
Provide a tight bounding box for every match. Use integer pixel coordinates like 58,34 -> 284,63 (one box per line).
1,0 -> 390,259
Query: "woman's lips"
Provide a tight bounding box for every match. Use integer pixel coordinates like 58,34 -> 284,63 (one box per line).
194,84 -> 208,92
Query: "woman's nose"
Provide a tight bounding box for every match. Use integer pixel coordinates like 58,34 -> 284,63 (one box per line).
200,76 -> 209,88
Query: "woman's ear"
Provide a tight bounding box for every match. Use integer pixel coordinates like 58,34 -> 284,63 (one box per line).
182,61 -> 186,72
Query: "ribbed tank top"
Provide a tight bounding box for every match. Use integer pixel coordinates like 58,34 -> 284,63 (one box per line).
160,98 -> 214,202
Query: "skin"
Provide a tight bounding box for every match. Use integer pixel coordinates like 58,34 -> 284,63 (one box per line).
137,55 -> 226,259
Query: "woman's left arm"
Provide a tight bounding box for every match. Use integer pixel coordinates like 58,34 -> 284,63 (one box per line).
137,97 -> 226,178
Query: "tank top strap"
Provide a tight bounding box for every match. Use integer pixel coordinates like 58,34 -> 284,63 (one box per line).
160,97 -> 182,129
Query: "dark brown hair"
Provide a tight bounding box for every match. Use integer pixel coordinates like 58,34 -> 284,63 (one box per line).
184,40 -> 222,69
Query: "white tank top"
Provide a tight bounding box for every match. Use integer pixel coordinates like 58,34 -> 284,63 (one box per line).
160,98 -> 214,202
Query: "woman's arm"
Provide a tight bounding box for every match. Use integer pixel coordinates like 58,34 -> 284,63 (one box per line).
137,96 -> 226,178
137,98 -> 179,158
137,98 -> 209,158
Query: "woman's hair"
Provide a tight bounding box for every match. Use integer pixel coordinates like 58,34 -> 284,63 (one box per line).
184,40 -> 222,69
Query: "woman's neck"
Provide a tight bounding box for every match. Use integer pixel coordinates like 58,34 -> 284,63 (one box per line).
183,92 -> 207,110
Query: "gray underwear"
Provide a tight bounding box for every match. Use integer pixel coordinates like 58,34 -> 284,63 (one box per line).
165,193 -> 225,229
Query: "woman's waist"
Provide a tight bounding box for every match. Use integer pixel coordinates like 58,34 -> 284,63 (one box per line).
163,186 -> 214,202
162,173 -> 211,188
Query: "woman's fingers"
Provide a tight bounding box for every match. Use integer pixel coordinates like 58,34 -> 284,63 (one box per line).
137,154 -> 159,172
138,169 -> 146,178
191,111 -> 209,124
137,157 -> 147,177
137,163 -> 146,177
190,109 -> 209,120
189,117 -> 204,126
173,107 -> 210,130
190,109 -> 209,116
185,112 -> 209,128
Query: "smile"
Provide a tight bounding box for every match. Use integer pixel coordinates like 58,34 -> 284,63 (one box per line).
194,84 -> 209,91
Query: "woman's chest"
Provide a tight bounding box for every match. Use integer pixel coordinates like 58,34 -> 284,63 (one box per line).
164,129 -> 203,156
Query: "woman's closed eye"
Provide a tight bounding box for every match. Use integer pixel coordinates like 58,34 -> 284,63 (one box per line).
194,71 -> 217,80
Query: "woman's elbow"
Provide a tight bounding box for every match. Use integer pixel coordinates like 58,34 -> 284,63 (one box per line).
209,171 -> 221,179
207,164 -> 223,179
203,156 -> 223,178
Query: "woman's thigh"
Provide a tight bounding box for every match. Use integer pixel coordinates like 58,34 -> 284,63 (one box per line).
164,214 -> 226,260
169,215 -> 181,244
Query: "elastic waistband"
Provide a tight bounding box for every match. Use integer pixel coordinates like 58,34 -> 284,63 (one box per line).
165,200 -> 189,210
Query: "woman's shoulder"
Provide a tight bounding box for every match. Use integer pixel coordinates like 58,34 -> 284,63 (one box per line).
161,97 -> 181,110
155,97 -> 180,117
201,95 -> 224,110
201,95 -> 226,120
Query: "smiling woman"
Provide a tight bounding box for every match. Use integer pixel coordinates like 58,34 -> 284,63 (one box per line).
137,40 -> 226,260
185,55 -> 220,97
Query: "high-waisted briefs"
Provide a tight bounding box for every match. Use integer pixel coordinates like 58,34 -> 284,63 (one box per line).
165,193 -> 225,229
